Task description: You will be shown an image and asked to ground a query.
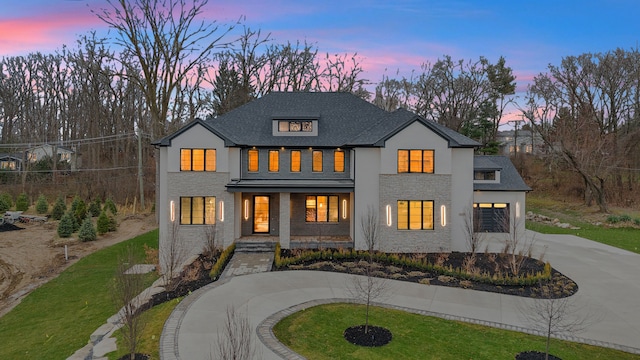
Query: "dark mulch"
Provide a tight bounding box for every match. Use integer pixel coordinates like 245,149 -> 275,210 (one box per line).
277,251 -> 578,299
516,351 -> 562,360
343,325 -> 392,347
0,222 -> 24,232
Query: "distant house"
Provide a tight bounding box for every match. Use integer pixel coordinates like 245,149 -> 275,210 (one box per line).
26,144 -> 75,163
153,92 -> 530,268
496,130 -> 544,156
0,154 -> 22,171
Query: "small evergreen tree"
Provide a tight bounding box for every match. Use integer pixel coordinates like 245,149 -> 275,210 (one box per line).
15,193 -> 29,212
68,210 -> 80,232
88,198 -> 102,217
36,194 -> 49,214
0,195 -> 10,213
78,218 -> 97,242
104,198 -> 118,215
70,196 -> 81,214
58,212 -> 75,238
51,196 -> 67,220
74,199 -> 87,224
97,211 -> 110,235
0,193 -> 12,210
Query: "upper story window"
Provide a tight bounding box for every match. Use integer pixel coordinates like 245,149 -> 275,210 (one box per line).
248,149 -> 259,172
181,149 -> 216,171
312,150 -> 323,172
291,150 -> 301,172
334,150 -> 345,172
279,120 -> 313,132
398,149 -> 434,173
269,150 -> 279,172
474,170 -> 496,180
397,200 -> 434,230
180,196 -> 215,225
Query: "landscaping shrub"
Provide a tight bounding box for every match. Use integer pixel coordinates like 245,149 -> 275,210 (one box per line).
15,193 -> 29,212
57,212 -> 75,238
0,194 -> 10,212
0,193 -> 12,210
619,214 -> 632,223
606,215 -> 620,224
88,198 -> 101,217
51,196 -> 67,220
78,218 -> 97,242
209,243 -> 236,280
104,198 -> 117,215
634,218 -> 640,226
35,194 -> 49,214
97,211 -> 110,235
74,198 -> 87,224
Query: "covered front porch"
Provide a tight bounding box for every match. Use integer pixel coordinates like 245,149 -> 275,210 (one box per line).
227,180 -> 354,249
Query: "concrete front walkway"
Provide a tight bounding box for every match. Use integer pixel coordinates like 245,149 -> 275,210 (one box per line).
160,231 -> 640,359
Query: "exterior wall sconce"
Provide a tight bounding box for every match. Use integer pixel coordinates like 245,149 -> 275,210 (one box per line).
244,199 -> 249,220
386,205 -> 392,227
342,199 -> 347,219
516,201 -> 520,219
170,200 -> 175,222
441,205 -> 447,227
219,201 -> 224,222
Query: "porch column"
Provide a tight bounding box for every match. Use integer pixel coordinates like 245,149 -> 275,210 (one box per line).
279,193 -> 291,249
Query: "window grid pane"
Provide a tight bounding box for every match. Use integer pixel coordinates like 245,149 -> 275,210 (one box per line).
334,150 -> 345,172
397,201 -> 408,230
191,197 -> 204,224
409,150 -> 422,173
269,150 -> 279,172
422,150 -> 434,173
409,200 -> 422,229
192,149 -> 205,171
291,150 -> 301,172
422,201 -> 434,229
205,149 -> 216,171
328,196 -> 339,222
180,197 -> 191,224
317,196 -> 328,222
248,149 -> 259,172
205,197 -> 216,224
312,150 -> 323,172
180,149 -> 192,171
305,196 -> 317,222
398,150 -> 408,173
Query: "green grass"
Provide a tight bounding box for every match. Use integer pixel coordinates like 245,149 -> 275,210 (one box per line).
108,296 -> 183,360
526,196 -> 640,254
274,303 -> 640,360
0,229 -> 159,360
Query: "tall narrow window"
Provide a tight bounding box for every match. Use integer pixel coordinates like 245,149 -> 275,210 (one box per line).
291,150 -> 301,172
180,196 -> 215,225
248,149 -> 259,172
334,150 -> 345,172
397,200 -> 434,230
269,150 -> 279,172
180,149 -> 216,171
312,150 -> 323,172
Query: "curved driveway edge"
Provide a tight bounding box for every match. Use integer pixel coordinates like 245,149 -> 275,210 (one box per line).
161,231 -> 640,359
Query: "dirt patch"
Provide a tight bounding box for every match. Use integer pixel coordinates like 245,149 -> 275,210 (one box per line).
0,213 -> 157,318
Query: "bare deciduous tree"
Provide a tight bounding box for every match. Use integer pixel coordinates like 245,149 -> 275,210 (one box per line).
519,286 -> 594,360
500,212 -> 536,276
462,205 -> 485,254
162,220 -> 188,290
214,305 -> 257,360
112,246 -> 147,360
203,223 -> 218,256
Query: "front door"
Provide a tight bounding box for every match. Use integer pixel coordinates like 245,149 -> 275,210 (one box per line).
253,195 -> 269,233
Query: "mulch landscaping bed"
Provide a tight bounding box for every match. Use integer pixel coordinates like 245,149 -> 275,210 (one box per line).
276,251 -> 578,299
516,351 -> 562,360
343,325 -> 393,347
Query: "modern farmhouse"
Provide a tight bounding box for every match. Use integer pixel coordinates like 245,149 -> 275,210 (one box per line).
153,92 -> 530,264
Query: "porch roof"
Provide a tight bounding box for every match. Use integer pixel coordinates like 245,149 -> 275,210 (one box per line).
225,179 -> 354,193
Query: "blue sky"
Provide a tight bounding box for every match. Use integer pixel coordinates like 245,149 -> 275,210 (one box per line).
2,0 -> 639,118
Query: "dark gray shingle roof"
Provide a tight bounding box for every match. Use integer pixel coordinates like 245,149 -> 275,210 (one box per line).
473,156 -> 531,192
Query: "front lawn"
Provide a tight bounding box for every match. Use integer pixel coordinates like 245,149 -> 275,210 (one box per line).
273,303 -> 640,360
0,229 -> 158,360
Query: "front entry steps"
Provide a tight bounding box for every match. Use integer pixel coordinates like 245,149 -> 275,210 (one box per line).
235,241 -> 277,253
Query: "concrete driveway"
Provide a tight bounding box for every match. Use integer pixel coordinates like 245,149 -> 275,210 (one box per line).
160,231 -> 640,359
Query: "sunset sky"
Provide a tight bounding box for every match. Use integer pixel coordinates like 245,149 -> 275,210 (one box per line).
2,0 -> 639,120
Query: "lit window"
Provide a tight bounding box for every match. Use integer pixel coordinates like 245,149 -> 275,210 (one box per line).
181,149 -> 216,171
248,149 -> 259,172
398,149 -> 434,173
334,150 -> 345,172
312,150 -> 323,172
306,195 -> 339,222
278,120 -> 313,132
180,196 -> 215,225
291,150 -> 301,172
473,203 -> 509,233
397,200 -> 433,230
269,150 -> 279,172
